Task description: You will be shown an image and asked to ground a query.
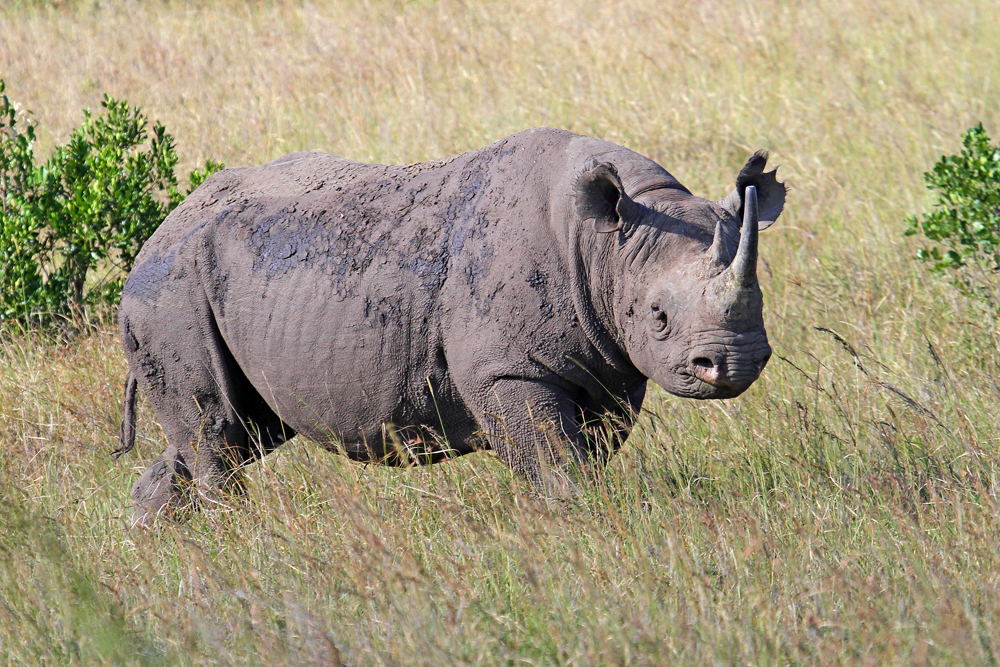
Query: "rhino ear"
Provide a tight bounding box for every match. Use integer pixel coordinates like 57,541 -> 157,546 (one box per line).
719,151 -> 786,230
575,161 -> 639,233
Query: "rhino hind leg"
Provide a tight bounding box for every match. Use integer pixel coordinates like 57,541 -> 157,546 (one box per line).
123,300 -> 295,526
129,368 -> 294,525
130,417 -> 285,525
130,446 -> 193,524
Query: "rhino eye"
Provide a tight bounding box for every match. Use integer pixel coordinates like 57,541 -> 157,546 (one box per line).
650,300 -> 668,334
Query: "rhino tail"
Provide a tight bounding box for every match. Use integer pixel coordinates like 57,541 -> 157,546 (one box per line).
113,372 -> 138,459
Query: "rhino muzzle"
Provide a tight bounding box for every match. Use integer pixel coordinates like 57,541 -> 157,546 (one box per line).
689,339 -> 772,394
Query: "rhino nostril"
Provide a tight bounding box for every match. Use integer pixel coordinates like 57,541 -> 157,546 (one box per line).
692,357 -> 715,370
691,356 -> 726,386
756,350 -> 772,373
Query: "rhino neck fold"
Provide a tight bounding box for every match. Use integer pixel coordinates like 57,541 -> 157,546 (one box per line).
567,223 -> 641,380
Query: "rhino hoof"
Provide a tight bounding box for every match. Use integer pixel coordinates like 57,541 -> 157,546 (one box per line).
130,454 -> 192,526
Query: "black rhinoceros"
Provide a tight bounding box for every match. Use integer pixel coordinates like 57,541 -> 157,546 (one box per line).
117,127 -> 785,522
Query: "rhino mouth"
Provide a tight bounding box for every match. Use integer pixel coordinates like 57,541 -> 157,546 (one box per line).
687,373 -> 745,399
691,361 -> 756,389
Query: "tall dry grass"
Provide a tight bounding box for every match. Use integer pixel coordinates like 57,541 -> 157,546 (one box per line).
3,0 -> 1000,664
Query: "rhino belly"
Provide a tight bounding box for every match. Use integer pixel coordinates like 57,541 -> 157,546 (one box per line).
212,259 -> 475,458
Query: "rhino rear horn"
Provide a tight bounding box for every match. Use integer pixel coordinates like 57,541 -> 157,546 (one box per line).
708,219 -> 730,267
575,162 -> 639,233
719,150 -> 786,230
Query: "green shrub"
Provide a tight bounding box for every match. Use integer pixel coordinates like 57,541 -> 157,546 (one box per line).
906,123 -> 1000,309
0,81 -> 222,325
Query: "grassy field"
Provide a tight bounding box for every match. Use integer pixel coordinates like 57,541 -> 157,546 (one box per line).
3,0 -> 1000,664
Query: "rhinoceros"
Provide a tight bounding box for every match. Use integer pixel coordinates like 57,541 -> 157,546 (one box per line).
116,127 -> 785,522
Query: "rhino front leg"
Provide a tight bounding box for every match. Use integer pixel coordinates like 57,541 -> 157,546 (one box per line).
471,379 -> 591,496
575,381 -> 647,466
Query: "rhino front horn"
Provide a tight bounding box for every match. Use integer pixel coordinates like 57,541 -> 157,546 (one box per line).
730,185 -> 759,287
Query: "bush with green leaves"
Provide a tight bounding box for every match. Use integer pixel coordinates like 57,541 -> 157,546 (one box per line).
0,81 -> 222,325
906,123 -> 1000,309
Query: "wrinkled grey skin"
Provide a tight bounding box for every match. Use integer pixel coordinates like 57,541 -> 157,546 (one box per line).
117,127 -> 785,523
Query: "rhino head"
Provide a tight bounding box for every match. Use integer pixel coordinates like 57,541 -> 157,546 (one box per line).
576,152 -> 786,399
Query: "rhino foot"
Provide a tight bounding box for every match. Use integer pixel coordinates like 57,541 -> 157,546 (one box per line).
130,453 -> 193,527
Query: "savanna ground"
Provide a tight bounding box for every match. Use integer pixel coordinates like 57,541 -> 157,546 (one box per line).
2,0 -> 1000,664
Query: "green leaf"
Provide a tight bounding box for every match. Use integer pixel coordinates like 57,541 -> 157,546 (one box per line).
0,80 -> 222,325
908,123 -> 1000,309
